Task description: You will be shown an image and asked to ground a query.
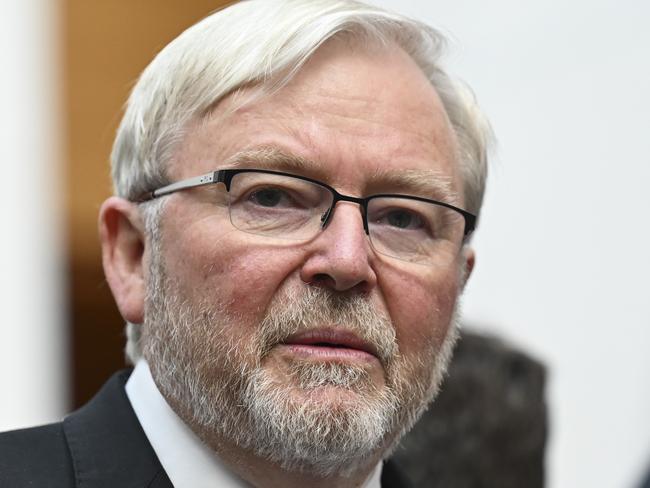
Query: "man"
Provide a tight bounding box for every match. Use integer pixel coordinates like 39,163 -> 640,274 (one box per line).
0,0 -> 491,486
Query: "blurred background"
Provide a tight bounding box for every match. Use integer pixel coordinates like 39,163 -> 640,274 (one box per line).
1,1 -> 648,487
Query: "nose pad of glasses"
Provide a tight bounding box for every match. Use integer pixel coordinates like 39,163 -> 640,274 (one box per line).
319,203 -> 371,234
320,208 -> 333,228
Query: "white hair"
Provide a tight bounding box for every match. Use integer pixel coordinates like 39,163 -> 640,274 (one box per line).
116,0 -> 493,364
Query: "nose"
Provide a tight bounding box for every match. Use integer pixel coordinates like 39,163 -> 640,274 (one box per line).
299,202 -> 377,293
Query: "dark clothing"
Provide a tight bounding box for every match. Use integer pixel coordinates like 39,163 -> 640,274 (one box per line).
0,371 -> 171,488
0,370 -> 410,487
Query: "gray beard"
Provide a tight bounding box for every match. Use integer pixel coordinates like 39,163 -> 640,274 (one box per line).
142,249 -> 460,478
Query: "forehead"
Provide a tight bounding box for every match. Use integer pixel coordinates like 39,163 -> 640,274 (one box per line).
171,40 -> 462,200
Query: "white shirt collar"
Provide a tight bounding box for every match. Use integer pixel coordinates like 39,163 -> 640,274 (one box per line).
125,360 -> 383,488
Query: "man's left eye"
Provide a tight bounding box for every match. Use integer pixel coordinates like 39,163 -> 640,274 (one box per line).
383,209 -> 424,229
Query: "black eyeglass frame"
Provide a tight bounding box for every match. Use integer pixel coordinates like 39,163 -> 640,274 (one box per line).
136,168 -> 477,240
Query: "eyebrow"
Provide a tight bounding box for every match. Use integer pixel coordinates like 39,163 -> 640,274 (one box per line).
221,146 -> 458,203
222,147 -> 319,175
367,167 -> 456,203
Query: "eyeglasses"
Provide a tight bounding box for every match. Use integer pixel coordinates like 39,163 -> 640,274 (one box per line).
136,168 -> 476,266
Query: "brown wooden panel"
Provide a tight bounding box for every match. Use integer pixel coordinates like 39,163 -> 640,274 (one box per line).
64,0 -> 233,407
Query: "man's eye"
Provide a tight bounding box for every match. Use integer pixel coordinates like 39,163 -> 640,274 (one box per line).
382,209 -> 423,230
249,187 -> 290,207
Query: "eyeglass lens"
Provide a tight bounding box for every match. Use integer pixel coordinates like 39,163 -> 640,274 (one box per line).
226,171 -> 465,265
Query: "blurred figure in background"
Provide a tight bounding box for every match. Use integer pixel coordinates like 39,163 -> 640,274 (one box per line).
396,329 -> 547,487
639,465 -> 650,488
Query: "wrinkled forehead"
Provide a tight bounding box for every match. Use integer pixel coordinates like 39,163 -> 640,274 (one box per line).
170,39 -> 463,201
206,36 -> 455,137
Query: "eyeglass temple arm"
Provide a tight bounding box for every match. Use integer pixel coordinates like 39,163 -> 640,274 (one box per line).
136,171 -> 220,201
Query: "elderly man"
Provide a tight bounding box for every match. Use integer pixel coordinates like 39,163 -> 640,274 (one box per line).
1,1 -> 491,486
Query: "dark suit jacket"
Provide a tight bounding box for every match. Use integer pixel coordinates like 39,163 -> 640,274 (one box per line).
0,370 -> 411,487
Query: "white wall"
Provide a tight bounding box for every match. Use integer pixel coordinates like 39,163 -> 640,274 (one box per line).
0,0 -> 68,430
370,1 -> 650,487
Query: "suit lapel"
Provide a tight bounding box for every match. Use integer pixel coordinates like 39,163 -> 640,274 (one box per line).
63,370 -> 173,488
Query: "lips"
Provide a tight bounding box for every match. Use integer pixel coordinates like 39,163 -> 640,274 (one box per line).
280,328 -> 379,361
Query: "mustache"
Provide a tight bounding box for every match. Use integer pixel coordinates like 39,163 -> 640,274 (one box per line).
256,286 -> 398,366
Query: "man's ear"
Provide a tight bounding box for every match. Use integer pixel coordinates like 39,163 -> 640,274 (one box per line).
99,197 -> 147,324
460,246 -> 476,291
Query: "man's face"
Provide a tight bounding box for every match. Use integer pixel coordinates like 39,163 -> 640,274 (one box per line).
141,40 -> 470,474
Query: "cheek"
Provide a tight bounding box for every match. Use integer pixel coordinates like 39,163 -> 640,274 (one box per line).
163,220 -> 306,322
223,246 -> 304,317
379,264 -> 460,358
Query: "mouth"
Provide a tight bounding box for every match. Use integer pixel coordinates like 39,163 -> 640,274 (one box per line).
279,328 -> 379,363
